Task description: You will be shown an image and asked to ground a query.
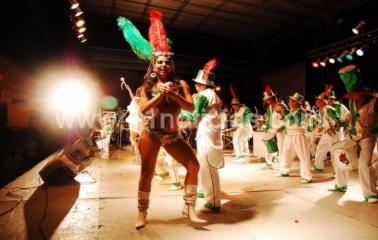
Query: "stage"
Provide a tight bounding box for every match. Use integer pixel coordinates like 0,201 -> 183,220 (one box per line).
0,147 -> 377,239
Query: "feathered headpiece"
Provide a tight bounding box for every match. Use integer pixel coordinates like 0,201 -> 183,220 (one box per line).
149,10 -> 172,56
193,58 -> 218,86
316,84 -> 333,100
262,85 -> 276,101
230,83 -> 239,102
117,17 -> 153,61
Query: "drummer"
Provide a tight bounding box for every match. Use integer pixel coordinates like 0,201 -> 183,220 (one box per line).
230,98 -> 253,162
261,86 -> 287,168
181,58 -> 224,212
278,92 -> 312,183
313,86 -> 341,172
338,65 -> 378,203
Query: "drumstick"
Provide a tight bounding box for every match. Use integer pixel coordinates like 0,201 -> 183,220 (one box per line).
254,106 -> 259,119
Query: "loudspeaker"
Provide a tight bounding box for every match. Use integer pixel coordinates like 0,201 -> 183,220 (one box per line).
39,150 -> 79,185
39,137 -> 95,185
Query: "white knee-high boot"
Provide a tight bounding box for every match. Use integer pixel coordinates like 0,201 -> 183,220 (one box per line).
182,185 -> 206,223
136,191 -> 150,229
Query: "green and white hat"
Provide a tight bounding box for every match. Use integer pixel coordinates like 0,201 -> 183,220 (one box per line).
338,65 -> 363,93
193,58 -> 217,86
289,92 -> 304,104
328,91 -> 337,99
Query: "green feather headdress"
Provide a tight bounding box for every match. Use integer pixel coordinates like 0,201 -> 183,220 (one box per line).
117,16 -> 153,61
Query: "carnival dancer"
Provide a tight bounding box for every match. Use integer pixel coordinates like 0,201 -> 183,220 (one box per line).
337,65 -> 378,203
261,86 -> 287,168
278,92 -> 312,183
231,98 -> 253,162
181,58 -> 224,212
122,80 -> 144,164
118,10 -> 205,229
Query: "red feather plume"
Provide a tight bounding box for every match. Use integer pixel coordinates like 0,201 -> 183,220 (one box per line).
323,84 -> 333,96
149,10 -> 171,53
265,85 -> 273,94
203,58 -> 217,79
230,83 -> 239,101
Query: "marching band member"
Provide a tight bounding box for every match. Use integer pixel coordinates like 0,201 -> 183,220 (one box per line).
181,59 -> 224,212
154,148 -> 183,191
338,65 -> 378,203
261,86 -> 287,168
313,85 -> 340,172
278,92 -> 312,183
231,98 -> 253,162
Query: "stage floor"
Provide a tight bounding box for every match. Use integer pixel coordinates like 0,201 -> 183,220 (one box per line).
0,147 -> 377,240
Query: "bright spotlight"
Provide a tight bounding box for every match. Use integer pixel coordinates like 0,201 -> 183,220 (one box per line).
312,60 -> 319,68
320,57 -> 329,67
51,81 -> 90,114
329,55 -> 336,64
76,19 -> 85,28
74,7 -> 83,17
70,3 -> 79,10
352,21 -> 366,35
356,44 -> 369,56
215,86 -> 221,92
78,27 -> 86,33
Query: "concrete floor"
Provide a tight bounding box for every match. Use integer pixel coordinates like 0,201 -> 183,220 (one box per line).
0,147 -> 377,240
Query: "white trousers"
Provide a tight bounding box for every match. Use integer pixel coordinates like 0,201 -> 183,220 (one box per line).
265,131 -> 285,164
335,136 -> 378,195
155,149 -> 180,184
197,137 -> 221,207
358,136 -> 378,197
101,135 -> 111,157
233,128 -> 250,157
315,134 -> 337,169
280,134 -> 312,180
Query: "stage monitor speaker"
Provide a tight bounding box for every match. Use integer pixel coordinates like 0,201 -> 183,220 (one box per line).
39,150 -> 80,186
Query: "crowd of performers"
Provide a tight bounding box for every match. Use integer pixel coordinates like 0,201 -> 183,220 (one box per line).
111,10 -> 378,229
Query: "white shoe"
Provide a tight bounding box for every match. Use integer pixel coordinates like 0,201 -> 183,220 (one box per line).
168,184 -> 183,191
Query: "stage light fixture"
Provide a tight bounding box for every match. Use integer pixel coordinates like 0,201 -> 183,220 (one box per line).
312,60 -> 319,68
352,21 -> 366,35
329,55 -> 336,64
337,50 -> 348,62
215,86 -> 221,92
76,19 -> 85,28
69,0 -> 79,10
77,33 -> 84,39
320,57 -> 329,67
74,7 -> 83,17
356,44 -> 369,56
80,38 -> 88,43
346,47 -> 356,60
78,27 -> 86,33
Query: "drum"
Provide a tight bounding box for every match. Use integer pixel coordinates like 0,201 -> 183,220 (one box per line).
331,140 -> 358,171
262,133 -> 278,153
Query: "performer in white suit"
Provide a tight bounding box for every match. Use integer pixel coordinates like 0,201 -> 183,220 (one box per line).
279,92 -> 312,183
261,86 -> 287,168
181,59 -> 224,212
337,65 -> 378,203
231,99 -> 253,162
